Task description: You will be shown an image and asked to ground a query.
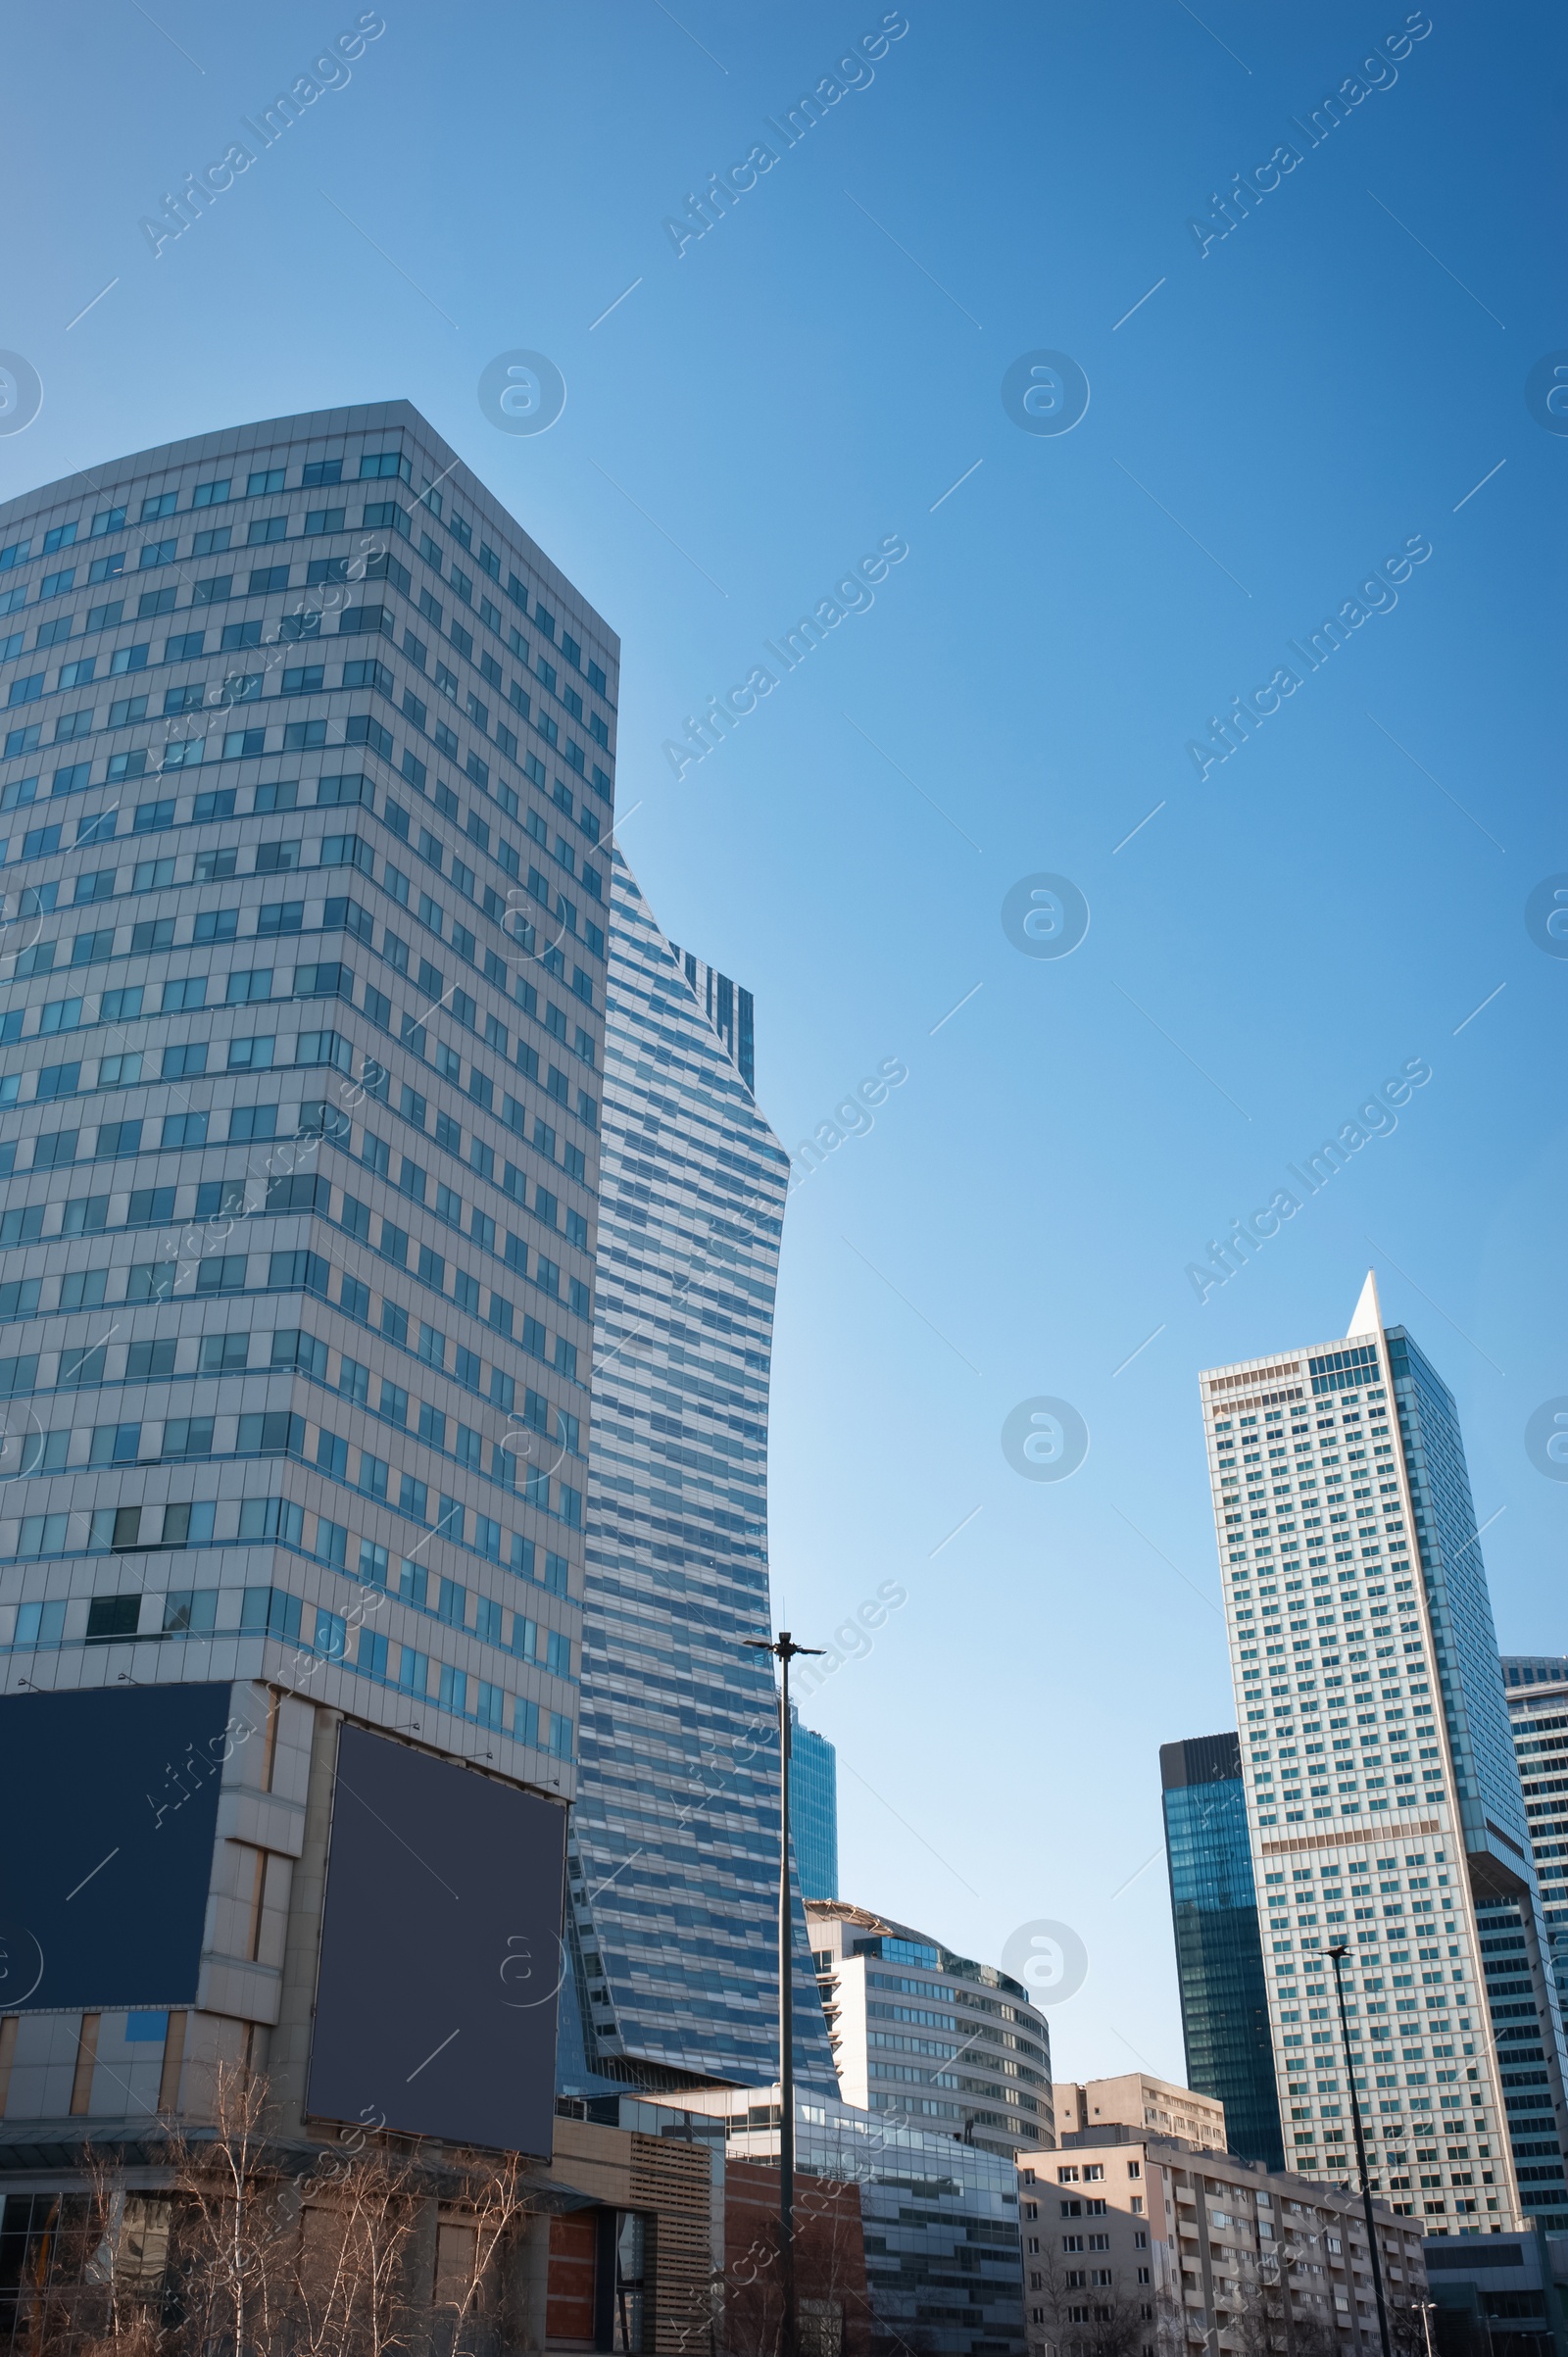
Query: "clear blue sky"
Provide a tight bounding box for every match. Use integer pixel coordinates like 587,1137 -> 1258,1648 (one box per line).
5,0 -> 1562,2086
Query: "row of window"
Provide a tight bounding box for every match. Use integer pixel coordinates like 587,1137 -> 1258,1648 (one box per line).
9,1585 -> 574,1757
31,1387 -> 575,1491
5,648 -> 607,802
7,1379 -> 580,1547
6,446 -> 612,704
7,1374 -> 586,1514
0,947 -> 596,1167
7,1357 -> 579,1593
3,454 -> 410,557
12,890 -> 600,1091
8,550 -> 612,738
5,679 -> 608,889
1,542 -> 613,817
3,884 -> 596,1155
0,1117 -> 591,1324
6,635 -> 611,813
6,886 -> 593,1064
14,1527 -> 573,1694
13,1493 -> 574,1682
1,1207 -> 578,1378
3,765 -> 606,999
4,1316 -> 579,1509
0,1101 -> 590,1363
2,1022 -> 339,1094
0,1074 -> 584,1244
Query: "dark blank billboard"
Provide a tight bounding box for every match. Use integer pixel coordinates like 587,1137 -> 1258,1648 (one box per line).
308,1725 -> 567,2155
0,1683 -> 237,2010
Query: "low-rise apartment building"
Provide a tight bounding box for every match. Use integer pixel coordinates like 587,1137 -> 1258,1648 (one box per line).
1016,2126 -> 1426,2357
1053,2075 -> 1227,2153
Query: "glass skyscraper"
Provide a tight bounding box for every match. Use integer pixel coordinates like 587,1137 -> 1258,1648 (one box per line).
790,1703 -> 839,1901
1201,1274 -> 1568,2232
1160,1731 -> 1283,2168
566,854 -> 835,2091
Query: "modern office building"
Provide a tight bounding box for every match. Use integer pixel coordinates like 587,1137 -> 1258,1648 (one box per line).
1053,2074 -> 1227,2153
0,404 -> 609,2179
683,2080 -> 1028,2357
791,1701 -> 840,1901
808,1899 -> 1054,2164
566,856 -> 836,2092
1161,1731 -> 1285,2168
1201,1274 -> 1568,2232
1018,2122 -> 1427,2357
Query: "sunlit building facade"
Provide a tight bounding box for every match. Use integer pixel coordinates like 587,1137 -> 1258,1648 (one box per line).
1202,1276 -> 1568,2232
0,403 -> 607,2165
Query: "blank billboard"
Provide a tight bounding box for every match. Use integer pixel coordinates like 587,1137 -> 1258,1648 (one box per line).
308,1725 -> 567,2154
0,1683 -> 238,2011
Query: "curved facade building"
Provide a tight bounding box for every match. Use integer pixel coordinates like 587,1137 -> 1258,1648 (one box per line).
807,1898 -> 1054,2165
566,853 -> 834,2090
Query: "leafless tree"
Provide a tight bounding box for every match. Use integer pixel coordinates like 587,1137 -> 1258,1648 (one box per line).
74,2146 -> 168,2357
427,2144 -> 539,2357
713,2175 -> 875,2357
1388,2301 -> 1444,2357
163,2061 -> 296,2357
287,2142 -> 425,2357
13,2073 -> 544,2357
1230,2257 -> 1341,2357
1024,2234 -> 1163,2357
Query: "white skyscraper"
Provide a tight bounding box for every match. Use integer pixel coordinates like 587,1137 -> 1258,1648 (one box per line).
1200,1275 -> 1568,2234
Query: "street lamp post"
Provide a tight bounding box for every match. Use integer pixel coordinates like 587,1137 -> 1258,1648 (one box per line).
1328,1941 -> 1394,2357
745,1630 -> 824,2357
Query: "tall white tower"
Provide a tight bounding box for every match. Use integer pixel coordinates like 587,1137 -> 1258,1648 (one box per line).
1200,1279 -> 1568,2234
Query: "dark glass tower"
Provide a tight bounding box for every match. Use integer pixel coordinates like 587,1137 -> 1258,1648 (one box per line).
789,1704 -> 838,1901
1160,1731 -> 1284,2168
564,854 -> 834,2092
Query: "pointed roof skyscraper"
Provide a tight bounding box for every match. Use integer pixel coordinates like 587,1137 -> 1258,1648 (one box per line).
1347,1267 -> 1383,1338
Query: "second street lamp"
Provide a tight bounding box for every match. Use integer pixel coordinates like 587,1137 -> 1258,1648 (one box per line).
1327,1940 -> 1394,2357
745,1629 -> 825,2357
